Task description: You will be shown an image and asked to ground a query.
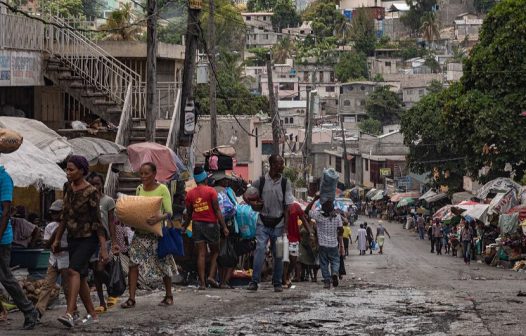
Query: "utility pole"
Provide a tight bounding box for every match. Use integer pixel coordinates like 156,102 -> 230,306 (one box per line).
340,116 -> 350,188
303,90 -> 316,183
176,0 -> 202,148
208,0 -> 217,148
302,87 -> 311,183
145,0 -> 157,142
266,52 -> 280,154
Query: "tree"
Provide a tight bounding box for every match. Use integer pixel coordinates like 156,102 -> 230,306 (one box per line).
158,19 -> 185,44
398,39 -> 426,60
200,0 -> 246,53
271,0 -> 300,32
474,0 -> 498,14
424,53 -> 440,73
303,0 -> 346,39
272,37 -> 295,64
195,50 -> 269,116
334,51 -> 368,82
400,0 -> 437,34
359,118 -> 382,136
420,12 -> 440,48
365,85 -> 403,126
349,7 -> 377,56
245,47 -> 270,66
247,0 -> 277,11
427,79 -> 443,93
44,0 -> 84,17
99,3 -> 143,41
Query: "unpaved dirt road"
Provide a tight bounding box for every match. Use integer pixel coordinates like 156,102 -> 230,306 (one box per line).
4,216 -> 526,335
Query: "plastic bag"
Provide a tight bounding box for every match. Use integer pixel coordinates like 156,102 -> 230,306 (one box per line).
158,227 -> 185,258
107,256 -> 126,297
218,191 -> 236,219
372,241 -> 379,251
319,168 -> 339,203
217,238 -> 237,268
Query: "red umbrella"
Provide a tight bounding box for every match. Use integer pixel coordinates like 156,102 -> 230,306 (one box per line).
507,204 -> 526,221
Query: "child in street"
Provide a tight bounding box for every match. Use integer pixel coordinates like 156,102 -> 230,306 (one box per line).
342,222 -> 352,257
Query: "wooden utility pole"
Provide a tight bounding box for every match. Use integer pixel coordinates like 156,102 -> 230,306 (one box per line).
145,0 -> 158,142
303,90 -> 315,182
177,1 -> 202,148
340,116 -> 351,188
208,0 -> 217,148
302,88 -> 311,183
266,52 -> 280,154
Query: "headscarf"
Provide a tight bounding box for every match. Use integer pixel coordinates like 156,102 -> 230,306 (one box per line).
67,155 -> 90,176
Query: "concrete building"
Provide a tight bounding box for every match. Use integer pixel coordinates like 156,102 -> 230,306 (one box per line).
260,60 -> 299,100
242,12 -> 279,49
454,13 -> 483,41
400,74 -> 443,108
368,49 -> 403,77
447,62 -> 463,82
282,21 -> 313,38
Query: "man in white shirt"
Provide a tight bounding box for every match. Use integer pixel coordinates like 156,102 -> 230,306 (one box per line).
305,195 -> 344,289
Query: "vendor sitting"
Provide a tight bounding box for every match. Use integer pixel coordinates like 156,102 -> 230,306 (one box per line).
10,206 -> 40,248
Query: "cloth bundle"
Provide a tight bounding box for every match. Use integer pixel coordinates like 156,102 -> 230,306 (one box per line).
319,168 -> 339,204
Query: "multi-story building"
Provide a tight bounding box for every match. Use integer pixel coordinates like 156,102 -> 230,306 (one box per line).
400,74 -> 443,108
242,12 -> 279,50
368,49 -> 403,77
260,60 -> 299,100
454,13 -> 483,41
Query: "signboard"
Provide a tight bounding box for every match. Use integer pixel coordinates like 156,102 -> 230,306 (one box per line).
0,51 -> 43,87
380,168 -> 391,176
189,0 -> 203,9
343,9 -> 352,20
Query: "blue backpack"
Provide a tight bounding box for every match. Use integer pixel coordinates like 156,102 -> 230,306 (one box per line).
234,204 -> 258,239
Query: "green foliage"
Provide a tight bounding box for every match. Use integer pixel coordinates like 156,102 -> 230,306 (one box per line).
400,0 -> 437,33
373,74 -> 385,82
245,47 -> 270,66
295,37 -> 338,65
349,7 -> 377,56
272,37 -> 295,64
271,0 -> 300,32
427,79 -> 443,93
359,118 -> 382,136
420,12 -> 440,48
424,53 -> 440,73
158,20 -> 185,44
302,0 -> 346,39
99,3 -> 142,41
283,166 -> 299,184
200,0 -> 246,53
365,85 -> 403,126
402,0 -> 526,184
334,51 -> 368,82
247,0 -> 277,11
45,0 -> 84,17
196,50 -> 269,116
474,0 -> 498,13
398,40 -> 427,60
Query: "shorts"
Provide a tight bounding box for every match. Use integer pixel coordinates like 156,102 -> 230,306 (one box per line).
90,240 -> 111,263
192,221 -> 220,245
289,242 -> 299,257
68,235 -> 99,278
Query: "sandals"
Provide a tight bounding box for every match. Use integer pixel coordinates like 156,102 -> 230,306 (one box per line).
94,305 -> 107,314
207,278 -> 220,289
158,296 -> 174,306
106,296 -> 118,308
120,298 -> 136,309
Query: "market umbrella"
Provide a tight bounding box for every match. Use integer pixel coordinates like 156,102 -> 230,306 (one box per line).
391,191 -> 421,202
507,204 -> 526,222
371,190 -> 385,201
0,116 -> 72,163
127,142 -> 178,183
451,191 -> 474,204
476,177 -> 521,200
462,204 -> 490,224
68,137 -> 127,165
0,140 -> 67,189
397,197 -> 416,208
365,188 -> 377,199
419,189 -> 437,201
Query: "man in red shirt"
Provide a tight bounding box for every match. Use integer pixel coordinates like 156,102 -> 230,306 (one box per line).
283,202 -> 311,287
183,166 -> 228,290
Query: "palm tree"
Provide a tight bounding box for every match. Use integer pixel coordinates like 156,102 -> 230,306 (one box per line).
99,3 -> 143,41
272,37 -> 295,64
420,13 -> 440,49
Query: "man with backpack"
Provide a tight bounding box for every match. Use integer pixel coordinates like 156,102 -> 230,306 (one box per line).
247,155 -> 294,292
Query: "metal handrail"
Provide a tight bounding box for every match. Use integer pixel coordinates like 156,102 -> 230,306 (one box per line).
166,89 -> 182,150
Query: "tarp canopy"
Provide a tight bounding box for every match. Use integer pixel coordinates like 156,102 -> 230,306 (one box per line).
391,191 -> 421,202
371,190 -> 385,201
426,192 -> 448,203
397,197 -> 416,207
451,191 -> 474,204
461,204 -> 490,224
433,201 -> 482,221
0,117 -> 72,163
365,188 -> 378,199
419,189 -> 437,201
487,190 -> 519,216
127,142 -> 178,183
0,140 -> 67,189
476,177 -> 521,200
68,137 -> 127,165
507,204 -> 526,222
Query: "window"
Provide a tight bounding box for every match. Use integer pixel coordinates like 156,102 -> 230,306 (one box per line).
343,100 -> 351,106
336,157 -> 342,173
246,16 -> 251,21
263,34 -> 269,40
303,72 -> 309,82
385,61 -> 391,67
418,89 -> 425,96
364,159 -> 369,171
319,72 -> 324,81
284,117 -> 289,124
407,89 -> 413,95
289,117 -> 294,124
329,156 -> 332,165
330,71 -> 335,82
351,158 -> 356,174
326,86 -> 335,92
262,143 -> 273,155
280,82 -> 294,90
343,116 -> 356,123
360,85 -> 365,91
263,16 -> 267,21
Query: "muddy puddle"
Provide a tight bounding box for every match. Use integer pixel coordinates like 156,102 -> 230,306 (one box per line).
165,283 -> 479,336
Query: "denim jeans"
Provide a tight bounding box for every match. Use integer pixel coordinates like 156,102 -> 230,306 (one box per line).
318,246 -> 340,283
418,227 -> 425,240
0,244 -> 34,314
251,224 -> 283,287
462,241 -> 471,263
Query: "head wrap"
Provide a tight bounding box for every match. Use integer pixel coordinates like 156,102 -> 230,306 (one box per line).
68,155 -> 90,176
193,166 -> 207,183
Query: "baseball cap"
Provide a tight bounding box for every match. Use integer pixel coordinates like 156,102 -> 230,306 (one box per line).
49,199 -> 63,212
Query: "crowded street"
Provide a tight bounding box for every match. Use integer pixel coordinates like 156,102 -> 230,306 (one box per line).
3,215 -> 525,336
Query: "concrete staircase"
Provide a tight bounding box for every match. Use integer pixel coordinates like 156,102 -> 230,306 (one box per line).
44,57 -> 123,124
128,119 -> 170,145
